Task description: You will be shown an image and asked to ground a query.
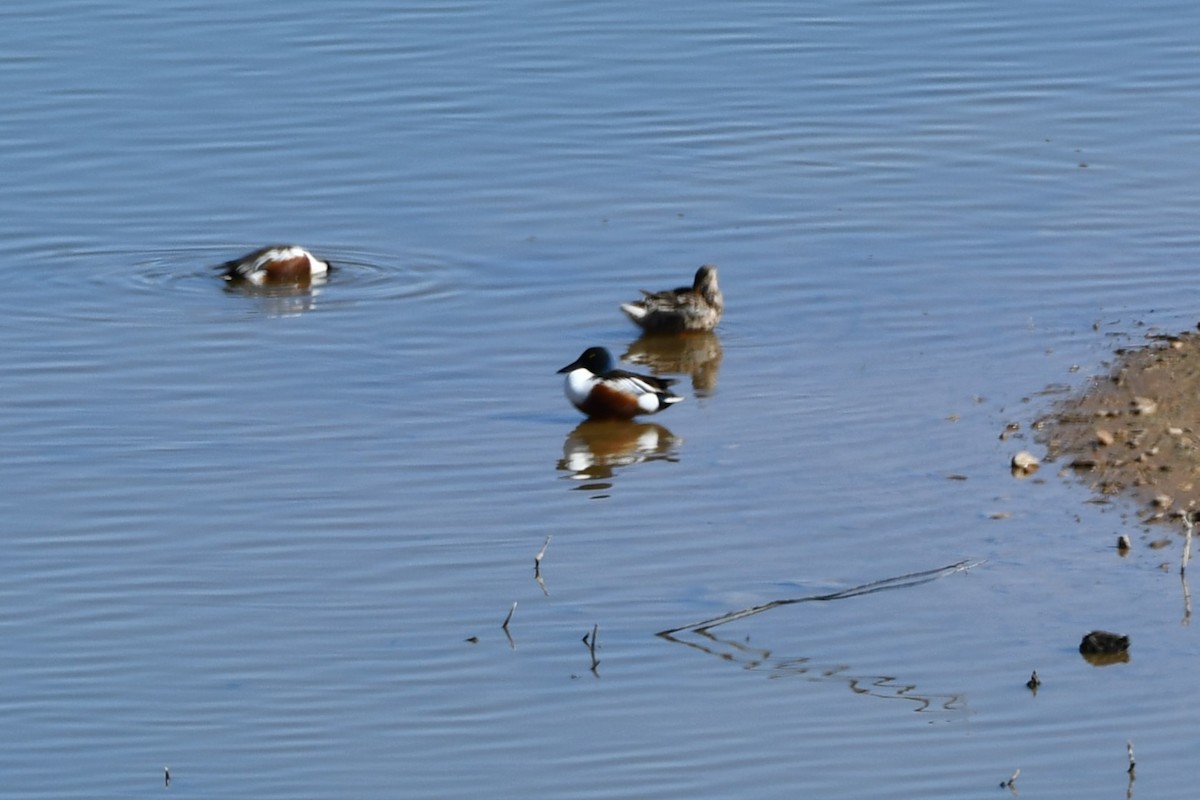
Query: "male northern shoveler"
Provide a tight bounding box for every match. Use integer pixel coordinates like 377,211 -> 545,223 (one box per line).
220,245 -> 331,285
558,347 -> 683,419
620,264 -> 723,333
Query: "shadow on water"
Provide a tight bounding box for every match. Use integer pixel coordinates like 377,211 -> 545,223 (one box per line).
659,627 -> 970,717
557,419 -> 681,494
621,331 -> 723,397
657,561 -> 979,716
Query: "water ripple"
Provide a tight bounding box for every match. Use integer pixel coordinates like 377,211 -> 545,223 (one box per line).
0,244 -> 463,323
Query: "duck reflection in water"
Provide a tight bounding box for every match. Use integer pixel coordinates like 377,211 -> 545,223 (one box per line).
558,419 -> 681,491
622,331 -> 723,397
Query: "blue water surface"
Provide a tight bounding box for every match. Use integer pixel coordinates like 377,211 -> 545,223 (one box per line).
1,1 -> 1199,798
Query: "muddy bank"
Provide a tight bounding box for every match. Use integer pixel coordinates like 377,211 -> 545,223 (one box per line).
1035,328 -> 1200,522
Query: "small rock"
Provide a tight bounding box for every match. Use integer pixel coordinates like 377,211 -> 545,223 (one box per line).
1148,538 -> 1171,550
1011,451 -> 1040,476
1153,493 -> 1172,509
1132,396 -> 1158,415
1168,426 -> 1184,436
1025,670 -> 1041,690
1117,534 -> 1131,552
1094,429 -> 1115,447
1079,630 -> 1130,655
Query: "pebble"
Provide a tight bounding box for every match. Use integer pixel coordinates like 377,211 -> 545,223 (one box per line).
1132,396 -> 1158,415
1011,451 -> 1040,476
1117,534 -> 1131,552
1094,429 -> 1115,447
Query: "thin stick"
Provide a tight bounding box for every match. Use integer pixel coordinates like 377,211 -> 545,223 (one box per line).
501,602 -> 517,630
658,559 -> 982,635
535,535 -> 552,572
587,624 -> 599,671
1127,740 -> 1136,774
1183,515 -> 1193,575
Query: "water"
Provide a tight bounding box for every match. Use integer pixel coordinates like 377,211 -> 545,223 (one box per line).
2,1 -> 1199,797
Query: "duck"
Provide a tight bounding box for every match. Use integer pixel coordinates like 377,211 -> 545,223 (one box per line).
1078,630 -> 1130,655
557,347 -> 683,419
620,264 -> 723,333
219,245 -> 331,285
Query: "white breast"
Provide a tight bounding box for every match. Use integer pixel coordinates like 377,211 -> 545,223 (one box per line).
564,369 -> 596,406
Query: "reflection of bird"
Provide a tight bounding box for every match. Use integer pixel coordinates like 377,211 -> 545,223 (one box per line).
620,265 -> 723,332
559,419 -> 680,484
623,331 -> 723,397
220,245 -> 331,285
558,347 -> 682,419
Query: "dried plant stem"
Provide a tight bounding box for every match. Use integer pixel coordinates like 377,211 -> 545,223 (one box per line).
585,624 -> 599,671
658,559 -> 982,635
535,535 -> 552,572
1183,516 -> 1194,575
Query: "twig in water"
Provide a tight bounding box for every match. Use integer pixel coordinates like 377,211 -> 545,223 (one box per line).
501,602 -> 517,630
1183,570 -> 1193,627
1000,768 -> 1019,789
1183,515 -> 1194,575
534,535 -> 552,595
1127,739 -> 1136,774
535,535 -> 552,574
658,559 -> 983,635
164,767 -> 170,788
583,624 -> 599,671
1183,517 -> 1194,625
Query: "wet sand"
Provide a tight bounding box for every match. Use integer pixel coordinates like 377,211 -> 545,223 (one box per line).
1037,326 -> 1200,522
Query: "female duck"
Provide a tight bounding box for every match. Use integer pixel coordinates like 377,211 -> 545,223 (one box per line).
620,264 -> 723,333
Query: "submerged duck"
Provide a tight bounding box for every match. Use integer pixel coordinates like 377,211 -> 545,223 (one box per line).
220,245 -> 331,285
557,347 -> 683,419
620,264 -> 723,333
